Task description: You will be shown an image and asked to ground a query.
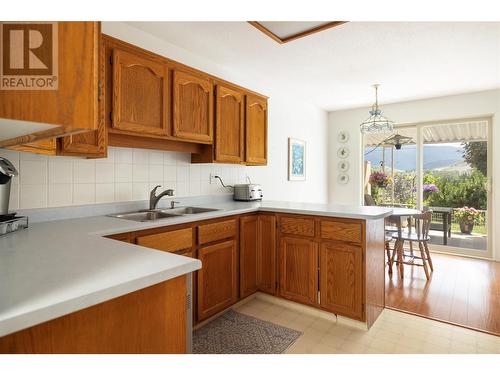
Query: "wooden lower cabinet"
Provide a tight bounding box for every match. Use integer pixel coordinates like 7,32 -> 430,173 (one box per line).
240,214 -> 277,298
279,236 -> 318,305
257,214 -> 277,294
136,228 -> 193,253
105,212 -> 381,328
319,242 -> 364,320
0,276 -> 187,354
197,239 -> 238,321
240,215 -> 258,298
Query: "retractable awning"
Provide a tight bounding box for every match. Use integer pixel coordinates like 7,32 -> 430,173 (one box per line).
363,119 -> 488,147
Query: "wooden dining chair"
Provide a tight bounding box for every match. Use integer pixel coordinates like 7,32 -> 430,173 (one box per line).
384,216 -> 401,274
390,211 -> 434,280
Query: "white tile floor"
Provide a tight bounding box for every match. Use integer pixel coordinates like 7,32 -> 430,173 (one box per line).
232,294 -> 500,354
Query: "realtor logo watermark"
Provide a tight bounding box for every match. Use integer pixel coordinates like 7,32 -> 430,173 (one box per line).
0,22 -> 58,90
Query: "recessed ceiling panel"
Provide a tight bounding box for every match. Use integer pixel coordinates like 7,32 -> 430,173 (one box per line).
249,21 -> 346,44
259,21 -> 333,39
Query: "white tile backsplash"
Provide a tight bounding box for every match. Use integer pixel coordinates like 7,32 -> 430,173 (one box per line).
189,164 -> 201,181
48,184 -> 73,207
176,181 -> 189,197
149,151 -> 164,165
163,151 -> 178,166
20,160 -> 47,185
114,147 -> 133,164
163,165 -> 176,181
132,182 -> 149,200
176,165 -> 189,182
115,163 -> 132,183
132,149 -> 149,165
48,160 -> 73,184
148,164 -> 163,182
95,163 -> 115,184
2,147 -> 246,209
73,183 -> 95,205
20,184 -> 47,209
95,183 -> 115,203
132,164 -> 148,182
115,182 -> 133,201
73,160 -> 96,184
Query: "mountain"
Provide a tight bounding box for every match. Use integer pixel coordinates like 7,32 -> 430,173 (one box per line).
364,144 -> 464,171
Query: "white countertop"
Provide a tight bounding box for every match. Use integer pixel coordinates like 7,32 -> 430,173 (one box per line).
259,201 -> 393,220
0,200 -> 392,337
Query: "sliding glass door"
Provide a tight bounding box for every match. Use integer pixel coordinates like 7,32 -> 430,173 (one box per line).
363,117 -> 492,258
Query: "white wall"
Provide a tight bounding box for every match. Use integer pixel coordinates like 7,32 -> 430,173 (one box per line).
0,22 -> 329,210
328,89 -> 500,260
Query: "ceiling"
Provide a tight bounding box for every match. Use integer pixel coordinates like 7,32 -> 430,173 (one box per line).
127,22 -> 500,111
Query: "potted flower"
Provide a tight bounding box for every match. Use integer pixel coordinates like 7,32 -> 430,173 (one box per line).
369,171 -> 391,203
454,206 -> 480,234
423,183 -> 439,201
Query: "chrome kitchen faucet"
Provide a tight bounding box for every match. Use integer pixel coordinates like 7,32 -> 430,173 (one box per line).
149,186 -> 175,210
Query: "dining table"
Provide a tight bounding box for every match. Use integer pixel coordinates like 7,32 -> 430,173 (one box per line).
388,207 -> 422,233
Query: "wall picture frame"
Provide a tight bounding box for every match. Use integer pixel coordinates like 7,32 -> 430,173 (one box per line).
288,137 -> 306,181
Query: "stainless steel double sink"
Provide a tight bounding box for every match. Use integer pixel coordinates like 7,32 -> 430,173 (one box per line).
109,207 -> 220,222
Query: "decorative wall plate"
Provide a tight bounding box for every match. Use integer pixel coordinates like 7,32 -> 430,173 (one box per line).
338,173 -> 349,184
338,160 -> 350,172
338,131 -> 349,143
337,147 -> 349,159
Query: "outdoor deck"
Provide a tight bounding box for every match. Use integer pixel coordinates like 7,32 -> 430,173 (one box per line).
428,229 -> 487,251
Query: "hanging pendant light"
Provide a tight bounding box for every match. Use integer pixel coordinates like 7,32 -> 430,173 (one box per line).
360,84 -> 394,134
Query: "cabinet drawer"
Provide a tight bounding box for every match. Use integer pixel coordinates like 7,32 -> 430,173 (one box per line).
198,219 -> 237,245
136,228 -> 193,253
279,216 -> 315,237
320,220 -> 363,244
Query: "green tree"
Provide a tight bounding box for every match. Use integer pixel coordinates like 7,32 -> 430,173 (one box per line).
425,170 -> 487,210
462,141 -> 487,175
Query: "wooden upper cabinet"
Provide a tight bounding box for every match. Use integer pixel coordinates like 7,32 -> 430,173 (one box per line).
0,22 -> 100,148
58,128 -> 107,158
9,139 -> 57,156
111,48 -> 169,136
279,236 -> 318,305
59,35 -> 106,158
197,239 -> 238,321
245,95 -> 268,165
214,85 -> 244,163
257,214 -> 277,295
240,215 -> 258,298
319,242 -> 364,320
172,70 -> 213,143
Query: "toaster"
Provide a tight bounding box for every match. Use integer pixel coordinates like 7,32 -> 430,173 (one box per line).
233,184 -> 263,201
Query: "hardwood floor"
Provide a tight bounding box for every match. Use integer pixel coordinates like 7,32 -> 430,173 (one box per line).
386,252 -> 500,336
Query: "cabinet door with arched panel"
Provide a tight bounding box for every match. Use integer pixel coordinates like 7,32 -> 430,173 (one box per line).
245,95 -> 268,165
215,84 -> 244,163
112,48 -> 169,136
172,70 -> 213,143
